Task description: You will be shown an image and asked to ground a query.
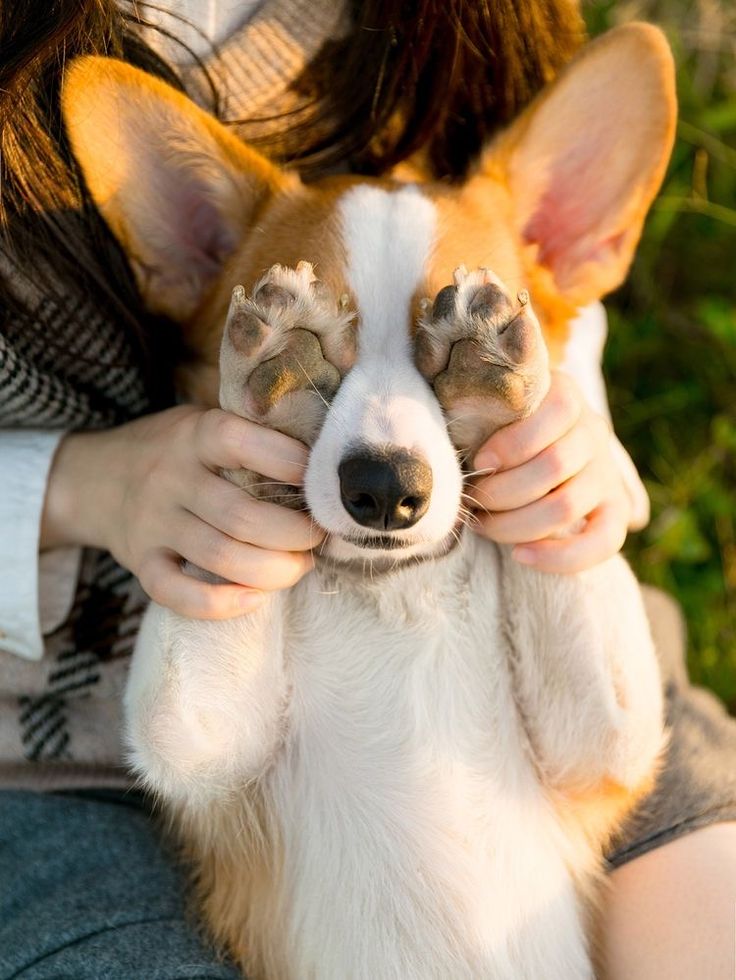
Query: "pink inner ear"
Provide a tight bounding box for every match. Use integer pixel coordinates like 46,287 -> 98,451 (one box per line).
171,189 -> 237,275
503,25 -> 675,300
524,191 -> 586,270
522,143 -> 613,271
144,146 -> 239,280
519,115 -> 644,288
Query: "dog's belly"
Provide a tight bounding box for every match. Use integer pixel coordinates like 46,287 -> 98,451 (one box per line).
251,548 -> 594,979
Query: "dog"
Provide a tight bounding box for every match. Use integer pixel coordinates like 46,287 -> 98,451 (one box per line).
63,23 -> 676,978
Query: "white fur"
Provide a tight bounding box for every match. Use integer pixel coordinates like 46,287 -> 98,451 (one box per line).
126,182 -> 665,979
126,592 -> 288,806
130,533 -> 661,978
305,186 -> 463,563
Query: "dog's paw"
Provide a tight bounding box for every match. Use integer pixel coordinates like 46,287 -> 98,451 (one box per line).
221,261 -> 356,440
415,267 -> 551,456
219,262 -> 356,504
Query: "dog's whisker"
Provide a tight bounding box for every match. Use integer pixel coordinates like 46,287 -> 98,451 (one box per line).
238,479 -> 293,489
253,493 -> 306,502
458,511 -> 481,531
293,355 -> 332,412
249,489 -> 305,497
463,466 -> 497,479
445,411 -> 481,426
290,355 -> 356,445
307,514 -> 319,545
317,400 -> 354,441
460,515 -> 481,530
458,503 -> 481,524
460,493 -> 487,512
463,483 -> 496,508
273,458 -> 308,471
317,529 -> 333,558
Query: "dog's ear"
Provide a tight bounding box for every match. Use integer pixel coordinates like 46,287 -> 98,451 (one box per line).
62,56 -> 292,321
481,23 -> 676,308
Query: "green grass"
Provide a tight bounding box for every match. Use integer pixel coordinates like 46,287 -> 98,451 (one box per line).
585,1 -> 736,706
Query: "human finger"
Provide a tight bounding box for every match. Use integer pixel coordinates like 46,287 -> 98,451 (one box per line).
187,469 -> 323,552
510,501 -> 629,573
194,409 -> 309,484
138,551 -> 266,619
474,459 -> 608,544
173,513 -> 313,590
467,420 -> 599,513
473,372 -> 583,472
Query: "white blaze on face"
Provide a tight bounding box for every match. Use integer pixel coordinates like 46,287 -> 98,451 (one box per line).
304,185 -> 464,561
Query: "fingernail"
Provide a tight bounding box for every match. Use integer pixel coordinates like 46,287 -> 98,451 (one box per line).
512,546 -> 535,565
474,449 -> 500,472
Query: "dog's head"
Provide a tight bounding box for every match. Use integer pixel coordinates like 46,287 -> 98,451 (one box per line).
63,24 -> 675,567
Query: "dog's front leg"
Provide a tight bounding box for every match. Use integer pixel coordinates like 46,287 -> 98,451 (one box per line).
496,549 -> 664,797
417,270 -> 664,797
126,593 -> 288,807
126,265 -> 352,807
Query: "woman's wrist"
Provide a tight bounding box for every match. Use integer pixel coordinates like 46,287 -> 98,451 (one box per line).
40,429 -> 122,553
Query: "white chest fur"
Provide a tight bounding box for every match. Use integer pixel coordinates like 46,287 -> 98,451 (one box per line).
263,538 -> 592,978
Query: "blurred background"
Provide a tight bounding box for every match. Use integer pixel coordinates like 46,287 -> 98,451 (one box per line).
585,1 -> 735,707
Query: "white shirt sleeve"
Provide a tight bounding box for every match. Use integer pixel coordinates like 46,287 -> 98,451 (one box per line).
0,431 -> 82,661
558,302 -> 650,531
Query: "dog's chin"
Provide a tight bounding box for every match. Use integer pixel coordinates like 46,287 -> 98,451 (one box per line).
313,525 -> 462,573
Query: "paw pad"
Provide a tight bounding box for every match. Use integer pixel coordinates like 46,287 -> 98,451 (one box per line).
415,267 -> 550,454
220,262 -> 356,441
218,261 -> 356,506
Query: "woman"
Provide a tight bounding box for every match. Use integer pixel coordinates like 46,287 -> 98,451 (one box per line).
1,2 -> 734,977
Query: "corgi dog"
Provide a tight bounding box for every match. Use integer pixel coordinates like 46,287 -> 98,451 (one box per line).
63,23 -> 676,979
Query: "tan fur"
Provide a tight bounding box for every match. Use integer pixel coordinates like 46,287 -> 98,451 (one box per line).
184,181 -> 358,398
557,768 -> 662,975
185,795 -> 281,979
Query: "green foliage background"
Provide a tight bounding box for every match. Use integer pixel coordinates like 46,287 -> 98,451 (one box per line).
585,1 -> 736,706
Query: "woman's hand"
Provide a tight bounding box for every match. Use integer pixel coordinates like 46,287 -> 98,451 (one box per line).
468,372 -> 633,573
42,406 -> 323,618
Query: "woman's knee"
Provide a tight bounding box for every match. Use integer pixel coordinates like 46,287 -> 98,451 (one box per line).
601,822 -> 736,979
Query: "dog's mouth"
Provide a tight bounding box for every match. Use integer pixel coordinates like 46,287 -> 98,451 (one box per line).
313,523 -> 463,572
342,532 -> 418,551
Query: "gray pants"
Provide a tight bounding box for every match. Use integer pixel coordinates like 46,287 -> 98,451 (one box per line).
0,790 -> 241,980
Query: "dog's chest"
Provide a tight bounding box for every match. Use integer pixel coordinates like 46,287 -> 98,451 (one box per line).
283,544 -> 513,787
258,543 -> 588,976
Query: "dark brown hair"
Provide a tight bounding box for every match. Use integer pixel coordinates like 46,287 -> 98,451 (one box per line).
0,0 -> 585,399
293,1 -> 585,179
0,1 -> 186,394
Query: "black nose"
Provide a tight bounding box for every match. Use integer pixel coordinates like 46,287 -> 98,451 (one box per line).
338,449 -> 433,531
